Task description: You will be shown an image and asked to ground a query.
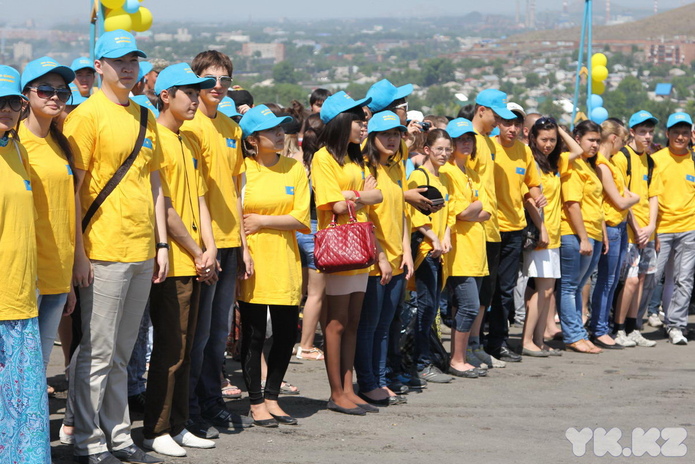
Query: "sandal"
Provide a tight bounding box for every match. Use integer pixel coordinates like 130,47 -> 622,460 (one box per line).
565,339 -> 601,354
296,347 -> 324,361
280,380 -> 300,395
221,379 -> 242,399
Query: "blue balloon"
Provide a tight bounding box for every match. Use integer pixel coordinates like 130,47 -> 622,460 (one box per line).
589,94 -> 603,109
123,0 -> 140,14
590,106 -> 609,124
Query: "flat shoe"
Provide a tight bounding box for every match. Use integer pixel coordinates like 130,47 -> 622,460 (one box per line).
544,348 -> 563,356
522,348 -> 550,357
591,338 -> 624,350
357,392 -> 390,406
327,399 -> 366,416
355,402 -> 379,413
448,366 -> 479,378
270,413 -> 298,425
248,412 -> 279,428
387,395 -> 407,405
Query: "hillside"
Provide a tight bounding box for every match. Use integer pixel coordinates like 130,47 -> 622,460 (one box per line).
505,3 -> 695,43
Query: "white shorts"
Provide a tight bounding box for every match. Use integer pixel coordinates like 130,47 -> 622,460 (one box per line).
325,272 -> 369,296
523,247 -> 561,279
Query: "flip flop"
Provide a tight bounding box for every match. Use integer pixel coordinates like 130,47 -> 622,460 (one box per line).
296,347 -> 324,360
221,380 -> 242,399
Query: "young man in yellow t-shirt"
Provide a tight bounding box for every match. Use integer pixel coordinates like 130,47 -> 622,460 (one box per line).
64,30 -> 167,464
650,112 -> 695,346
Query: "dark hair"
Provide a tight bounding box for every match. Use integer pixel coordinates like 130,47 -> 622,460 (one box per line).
318,106 -> 365,167
573,120 -> 602,171
362,129 -> 404,179
457,104 -> 475,121
229,89 -> 253,107
423,128 -> 453,163
155,86 -> 179,111
301,113 -> 324,169
452,132 -> 477,161
529,117 -> 562,174
310,88 -> 331,107
191,50 -> 233,76
631,120 -> 656,131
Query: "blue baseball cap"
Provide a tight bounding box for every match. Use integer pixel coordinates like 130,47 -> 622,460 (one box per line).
71,56 -> 95,73
239,104 -> 292,139
138,61 -> 153,82
629,110 -> 658,128
666,112 -> 693,129
446,118 -> 476,139
366,79 -> 413,112
218,97 -> 241,118
0,66 -> 27,100
368,110 -> 406,134
320,91 -> 371,124
95,30 -> 146,60
154,63 -> 215,96
131,95 -> 159,117
475,89 -> 516,120
21,56 -> 75,90
68,90 -> 88,106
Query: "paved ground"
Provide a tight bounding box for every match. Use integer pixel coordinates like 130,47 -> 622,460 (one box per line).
48,317 -> 694,464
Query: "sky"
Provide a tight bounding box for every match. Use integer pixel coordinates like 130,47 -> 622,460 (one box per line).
2,0 -> 693,25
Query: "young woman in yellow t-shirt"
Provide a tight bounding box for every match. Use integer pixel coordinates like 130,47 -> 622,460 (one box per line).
311,92 -> 388,415
238,105 -> 311,426
19,57 -> 78,377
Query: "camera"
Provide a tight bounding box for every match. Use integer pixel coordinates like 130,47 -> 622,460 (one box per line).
420,121 -> 432,132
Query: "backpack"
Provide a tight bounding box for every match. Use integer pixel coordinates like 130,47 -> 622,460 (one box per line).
619,147 -> 654,189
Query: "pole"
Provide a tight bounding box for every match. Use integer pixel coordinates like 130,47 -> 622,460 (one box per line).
587,0 -> 593,117
571,0 -> 590,129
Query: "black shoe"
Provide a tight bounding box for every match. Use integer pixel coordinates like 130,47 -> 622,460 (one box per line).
202,403 -> 254,428
270,413 -> 298,425
74,452 -> 121,464
386,379 -> 409,394
186,417 -> 220,439
249,412 -> 279,428
388,395 -> 407,405
112,445 -> 162,464
448,366 -> 479,378
487,345 -> 522,363
355,402 -> 379,413
326,399 -> 366,416
591,337 -> 625,350
127,392 -> 146,415
475,367 -> 488,377
357,392 -> 390,407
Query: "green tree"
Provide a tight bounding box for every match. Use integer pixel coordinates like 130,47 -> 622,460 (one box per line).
251,83 -> 308,107
421,58 -> 455,87
272,61 -> 298,85
526,72 -> 541,89
426,85 -> 454,107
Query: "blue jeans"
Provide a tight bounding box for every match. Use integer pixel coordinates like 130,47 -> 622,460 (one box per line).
37,293 -> 69,372
127,301 -> 151,397
189,247 -> 238,416
558,235 -> 602,344
297,219 -> 317,270
414,255 -> 442,371
590,223 -> 627,337
448,276 -> 482,333
355,274 -> 405,392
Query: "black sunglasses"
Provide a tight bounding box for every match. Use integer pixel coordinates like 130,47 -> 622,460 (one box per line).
0,95 -> 25,112
535,116 -> 557,127
29,85 -> 72,103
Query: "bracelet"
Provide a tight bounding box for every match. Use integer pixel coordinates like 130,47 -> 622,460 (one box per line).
155,242 -> 170,250
352,190 -> 361,202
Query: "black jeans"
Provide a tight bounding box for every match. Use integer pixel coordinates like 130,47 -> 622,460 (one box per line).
487,231 -> 523,350
414,255 -> 442,371
238,301 -> 298,405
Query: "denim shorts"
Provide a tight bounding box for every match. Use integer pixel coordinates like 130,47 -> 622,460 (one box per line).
297,219 -> 318,270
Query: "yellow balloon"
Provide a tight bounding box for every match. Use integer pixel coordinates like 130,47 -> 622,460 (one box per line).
592,65 -> 609,82
592,80 -> 605,95
131,7 -> 153,32
101,0 -> 125,9
591,53 -> 608,67
104,8 -> 132,32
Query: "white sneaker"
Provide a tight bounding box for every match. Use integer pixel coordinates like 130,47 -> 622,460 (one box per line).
647,314 -> 663,327
143,434 -> 186,457
59,424 -> 74,445
668,327 -> 688,345
627,330 -> 656,347
614,330 -> 637,347
473,347 -> 506,368
173,429 -> 216,449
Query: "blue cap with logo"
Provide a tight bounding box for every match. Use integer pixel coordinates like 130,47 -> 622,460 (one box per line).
154,63 -> 215,96
218,96 -> 241,118
666,112 -> 693,129
366,79 -> 413,113
21,56 -> 75,90
239,104 -> 292,139
320,91 -> 371,124
138,61 -> 153,82
628,110 -> 658,128
71,56 -> 95,73
68,90 -> 88,106
446,118 -> 476,139
0,65 -> 27,100
95,30 -> 146,60
131,95 -> 159,117
368,110 -> 406,134
475,89 -> 516,120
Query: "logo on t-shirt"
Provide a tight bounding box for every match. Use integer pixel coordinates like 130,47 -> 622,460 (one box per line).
24,180 -> 31,191
445,194 -> 449,201
66,165 -> 73,175
491,153 -> 496,161
226,138 -> 237,148
643,174 -> 649,181
143,138 -> 153,149
516,167 -> 526,175
192,158 -> 198,169
687,174 -> 695,183
397,180 -> 402,187
285,186 -> 295,195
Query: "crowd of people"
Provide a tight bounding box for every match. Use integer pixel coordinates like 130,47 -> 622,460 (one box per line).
1,29 -> 693,463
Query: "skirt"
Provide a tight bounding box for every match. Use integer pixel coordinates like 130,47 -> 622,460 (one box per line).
523,247 -> 561,279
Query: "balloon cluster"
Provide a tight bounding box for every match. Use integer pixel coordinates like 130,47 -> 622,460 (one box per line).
102,0 -> 153,32
589,53 -> 609,124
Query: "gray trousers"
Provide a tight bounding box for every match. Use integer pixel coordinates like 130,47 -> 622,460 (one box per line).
654,231 -> 695,329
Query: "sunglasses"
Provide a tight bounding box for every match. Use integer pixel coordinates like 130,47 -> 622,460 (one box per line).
29,85 -> 72,103
202,75 -> 233,87
535,116 -> 557,127
0,95 -> 25,112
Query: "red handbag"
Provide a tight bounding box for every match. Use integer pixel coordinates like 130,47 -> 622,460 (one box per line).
314,201 -> 377,273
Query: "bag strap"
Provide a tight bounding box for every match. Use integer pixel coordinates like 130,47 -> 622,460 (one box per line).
647,153 -> 654,187
82,105 -> 149,231
415,166 -> 430,186
619,147 -> 632,189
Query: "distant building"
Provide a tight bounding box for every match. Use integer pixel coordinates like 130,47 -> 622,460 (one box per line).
646,40 -> 695,65
13,41 -> 32,62
240,43 -> 286,63
175,28 -> 192,42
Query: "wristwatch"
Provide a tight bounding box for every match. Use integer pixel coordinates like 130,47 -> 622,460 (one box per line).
155,242 -> 170,250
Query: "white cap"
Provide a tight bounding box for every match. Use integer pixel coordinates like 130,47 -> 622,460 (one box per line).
407,110 -> 424,122
507,102 -> 526,119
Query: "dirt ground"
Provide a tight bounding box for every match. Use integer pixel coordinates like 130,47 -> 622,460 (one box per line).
48,319 -> 694,464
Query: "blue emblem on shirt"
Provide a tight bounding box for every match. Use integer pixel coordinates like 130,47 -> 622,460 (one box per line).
491,153 -> 496,161
285,186 -> 295,195
687,174 -> 695,183
445,194 -> 449,201
516,167 -> 526,175
143,138 -> 153,149
24,180 -> 32,191
192,158 -> 198,169
361,170 -> 366,180
397,180 -> 402,187
226,138 -> 237,148
643,174 -> 648,181
474,189 -> 479,197
66,165 -> 73,175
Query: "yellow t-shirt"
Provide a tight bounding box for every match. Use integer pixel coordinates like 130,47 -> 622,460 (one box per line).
595,153 -> 629,227
560,153 -> 604,241
1,140 -> 38,320
651,148 -> 695,234
157,126 -> 208,277
407,167 -> 451,270
64,90 -> 163,262
441,162 -> 488,277
368,160 -> 406,277
19,125 -> 75,295
239,155 -> 310,306
613,146 -> 664,242
468,134 -> 499,242
539,169 -> 562,249
493,140 -> 541,232
181,110 -> 244,248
